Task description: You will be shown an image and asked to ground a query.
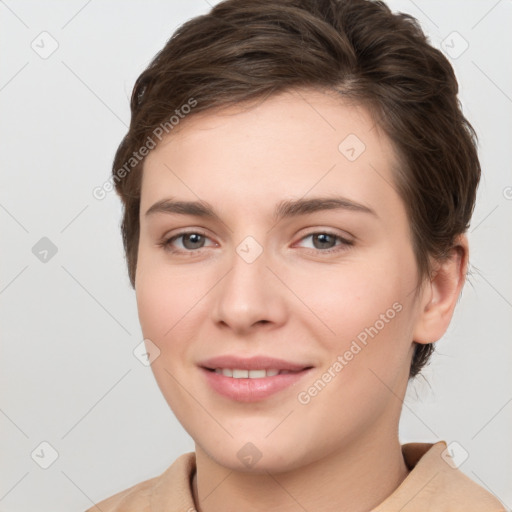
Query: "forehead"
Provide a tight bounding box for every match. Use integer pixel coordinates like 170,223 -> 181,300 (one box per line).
140,88 -> 401,218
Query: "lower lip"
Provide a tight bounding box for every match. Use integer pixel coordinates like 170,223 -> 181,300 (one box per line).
201,368 -> 311,402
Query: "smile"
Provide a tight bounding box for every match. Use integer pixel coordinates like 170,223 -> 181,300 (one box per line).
199,355 -> 313,401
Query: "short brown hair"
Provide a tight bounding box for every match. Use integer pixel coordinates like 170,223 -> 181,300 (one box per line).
112,0 -> 480,379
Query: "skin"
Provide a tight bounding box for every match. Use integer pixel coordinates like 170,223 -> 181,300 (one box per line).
135,88 -> 468,512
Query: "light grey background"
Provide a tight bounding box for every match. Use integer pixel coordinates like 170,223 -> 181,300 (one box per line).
1,1 -> 511,510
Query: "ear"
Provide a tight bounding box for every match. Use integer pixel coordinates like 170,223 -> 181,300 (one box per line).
412,234 -> 469,344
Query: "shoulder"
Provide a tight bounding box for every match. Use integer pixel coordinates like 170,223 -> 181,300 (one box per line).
430,456 -> 507,511
374,440 -> 507,512
84,452 -> 196,512
84,476 -> 156,512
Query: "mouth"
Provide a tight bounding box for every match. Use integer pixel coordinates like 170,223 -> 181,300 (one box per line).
199,356 -> 313,402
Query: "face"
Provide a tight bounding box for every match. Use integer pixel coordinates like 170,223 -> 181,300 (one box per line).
136,88 -> 425,472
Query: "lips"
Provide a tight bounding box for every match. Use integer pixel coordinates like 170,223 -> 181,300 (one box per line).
199,355 -> 313,402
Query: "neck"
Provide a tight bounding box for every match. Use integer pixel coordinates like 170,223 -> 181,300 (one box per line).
191,427 -> 410,512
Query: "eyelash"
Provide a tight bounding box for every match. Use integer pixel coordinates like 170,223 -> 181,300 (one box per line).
158,229 -> 353,255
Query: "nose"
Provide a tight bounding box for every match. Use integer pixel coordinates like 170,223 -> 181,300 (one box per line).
211,242 -> 288,335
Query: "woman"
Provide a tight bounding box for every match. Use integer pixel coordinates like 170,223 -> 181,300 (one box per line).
86,0 -> 506,510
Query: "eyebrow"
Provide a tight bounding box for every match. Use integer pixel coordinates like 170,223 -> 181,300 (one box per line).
144,196 -> 377,222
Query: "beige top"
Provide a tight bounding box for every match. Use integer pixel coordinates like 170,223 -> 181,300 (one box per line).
85,440 -> 507,511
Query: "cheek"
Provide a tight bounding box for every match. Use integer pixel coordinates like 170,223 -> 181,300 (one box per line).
303,260 -> 402,329
135,255 -> 223,378
135,264 -> 204,410
135,256 -> 202,341
291,260 -> 415,433
297,250 -> 416,371
135,276 -> 171,340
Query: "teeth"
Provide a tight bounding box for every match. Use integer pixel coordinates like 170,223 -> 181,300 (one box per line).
248,369 -> 266,378
214,368 -> 282,378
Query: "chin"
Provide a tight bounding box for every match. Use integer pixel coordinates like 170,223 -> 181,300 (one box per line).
208,446 -> 301,474
194,430 -> 320,475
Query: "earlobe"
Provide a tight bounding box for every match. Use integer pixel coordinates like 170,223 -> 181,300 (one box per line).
412,234 -> 469,344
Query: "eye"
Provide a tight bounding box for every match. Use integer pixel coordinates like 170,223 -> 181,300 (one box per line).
159,230 -> 216,253
158,230 -> 353,255
296,231 -> 353,253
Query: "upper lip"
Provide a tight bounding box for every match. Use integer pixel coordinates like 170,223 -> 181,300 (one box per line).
200,355 -> 312,372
